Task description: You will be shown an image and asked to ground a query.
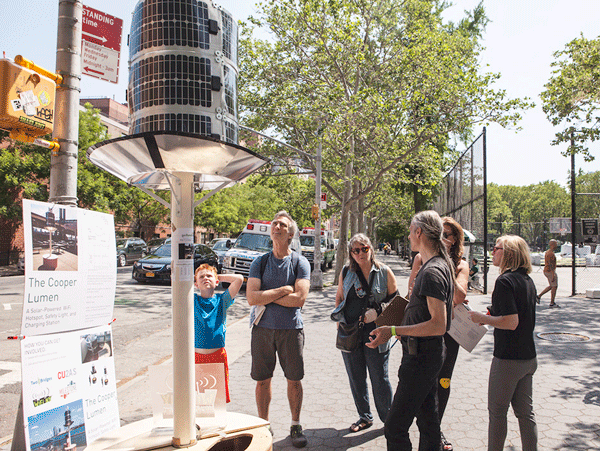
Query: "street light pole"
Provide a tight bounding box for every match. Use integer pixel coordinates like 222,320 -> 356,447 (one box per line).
571,132 -> 576,296
50,0 -> 82,206
311,138 -> 323,289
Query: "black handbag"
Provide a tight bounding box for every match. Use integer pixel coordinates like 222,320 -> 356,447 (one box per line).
335,269 -> 372,353
336,319 -> 364,352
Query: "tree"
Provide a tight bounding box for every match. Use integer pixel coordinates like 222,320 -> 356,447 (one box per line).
541,34 -> 600,161
194,174 -> 317,235
239,0 -> 531,279
0,131 -> 50,261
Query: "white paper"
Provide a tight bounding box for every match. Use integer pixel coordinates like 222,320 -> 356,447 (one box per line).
21,325 -> 119,450
19,90 -> 40,116
448,303 -> 488,353
21,200 -> 116,336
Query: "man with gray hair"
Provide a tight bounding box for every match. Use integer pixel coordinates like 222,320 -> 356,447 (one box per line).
247,211 -> 311,447
537,239 -> 559,308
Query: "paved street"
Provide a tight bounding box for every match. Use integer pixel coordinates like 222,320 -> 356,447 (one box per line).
2,254 -> 600,450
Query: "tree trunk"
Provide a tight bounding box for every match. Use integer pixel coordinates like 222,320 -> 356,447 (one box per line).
357,190 -> 365,234
334,160 -> 353,285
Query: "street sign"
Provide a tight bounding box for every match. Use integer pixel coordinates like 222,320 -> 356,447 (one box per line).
582,218 -> 599,244
81,6 -> 123,84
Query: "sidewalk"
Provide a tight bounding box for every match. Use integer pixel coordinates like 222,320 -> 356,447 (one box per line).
225,254 -> 600,450
3,253 -> 600,450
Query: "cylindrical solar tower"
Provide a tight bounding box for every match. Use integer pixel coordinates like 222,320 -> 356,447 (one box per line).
128,0 -> 238,143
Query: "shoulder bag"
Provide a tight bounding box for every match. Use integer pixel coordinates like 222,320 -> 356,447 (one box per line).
336,268 -> 373,353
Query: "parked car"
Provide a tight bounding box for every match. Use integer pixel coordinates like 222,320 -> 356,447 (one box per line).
210,238 -> 234,270
116,237 -> 147,267
146,237 -> 168,255
132,243 -> 219,283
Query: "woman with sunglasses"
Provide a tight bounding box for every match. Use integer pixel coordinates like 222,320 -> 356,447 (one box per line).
469,236 -> 538,450
368,210 -> 454,450
331,233 -> 398,433
405,217 -> 469,451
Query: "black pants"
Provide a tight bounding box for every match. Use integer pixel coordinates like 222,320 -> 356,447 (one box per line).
385,337 -> 445,451
438,333 -> 460,421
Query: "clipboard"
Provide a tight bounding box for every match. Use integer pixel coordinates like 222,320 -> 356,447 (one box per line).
375,295 -> 408,327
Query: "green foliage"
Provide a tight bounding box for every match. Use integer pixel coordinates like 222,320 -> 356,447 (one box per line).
239,0 -> 532,245
0,132 -> 50,222
541,34 -> 600,161
194,174 -> 316,234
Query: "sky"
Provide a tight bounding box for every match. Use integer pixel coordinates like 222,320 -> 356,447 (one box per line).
1,0 -> 599,187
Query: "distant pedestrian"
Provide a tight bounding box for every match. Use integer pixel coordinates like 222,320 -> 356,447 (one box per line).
331,233 -> 397,433
537,239 -> 559,308
469,258 -> 481,291
368,210 -> 454,450
246,211 -> 311,448
469,235 -> 538,451
193,264 -> 244,403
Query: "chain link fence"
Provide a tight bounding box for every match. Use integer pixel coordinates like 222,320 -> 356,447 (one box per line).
433,129 -> 488,292
490,220 -> 600,295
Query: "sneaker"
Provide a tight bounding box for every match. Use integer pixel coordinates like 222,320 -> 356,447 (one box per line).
290,425 -> 307,448
535,295 -> 541,304
549,303 -> 560,308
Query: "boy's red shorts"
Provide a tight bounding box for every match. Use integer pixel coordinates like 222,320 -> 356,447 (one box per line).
195,348 -> 230,403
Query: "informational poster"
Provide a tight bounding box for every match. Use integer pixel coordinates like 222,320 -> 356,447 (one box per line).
448,303 -> 488,353
172,227 -> 194,282
21,200 -> 116,336
21,325 -> 119,450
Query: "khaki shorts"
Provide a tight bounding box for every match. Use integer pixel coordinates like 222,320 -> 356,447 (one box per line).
544,270 -> 558,287
251,326 -> 304,381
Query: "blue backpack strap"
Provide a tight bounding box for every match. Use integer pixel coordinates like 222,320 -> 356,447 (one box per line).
259,252 -> 271,279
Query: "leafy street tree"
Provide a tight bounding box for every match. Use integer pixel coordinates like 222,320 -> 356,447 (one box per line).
541,34 -> 600,161
193,174 -> 317,235
0,131 -> 50,261
238,0 -> 531,278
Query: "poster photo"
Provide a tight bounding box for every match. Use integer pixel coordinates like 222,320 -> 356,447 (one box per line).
21,325 -> 120,450
21,200 -> 116,336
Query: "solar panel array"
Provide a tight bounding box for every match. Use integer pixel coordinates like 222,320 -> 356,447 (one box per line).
128,0 -> 238,141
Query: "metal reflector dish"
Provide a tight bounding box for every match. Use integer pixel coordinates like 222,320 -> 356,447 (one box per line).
87,131 -> 268,190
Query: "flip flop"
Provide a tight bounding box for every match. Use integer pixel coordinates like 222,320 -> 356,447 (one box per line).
441,431 -> 453,450
349,419 -> 373,433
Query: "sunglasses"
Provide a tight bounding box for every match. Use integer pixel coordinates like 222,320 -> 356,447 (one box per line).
493,246 -> 503,252
350,246 -> 370,255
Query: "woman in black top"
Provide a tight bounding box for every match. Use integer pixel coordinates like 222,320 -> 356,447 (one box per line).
368,210 -> 454,451
469,235 -> 538,451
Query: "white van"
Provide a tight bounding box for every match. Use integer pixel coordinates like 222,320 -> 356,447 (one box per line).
221,219 -> 301,280
299,227 -> 335,270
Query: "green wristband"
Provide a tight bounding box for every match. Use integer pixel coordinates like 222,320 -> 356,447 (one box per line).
391,326 -> 396,336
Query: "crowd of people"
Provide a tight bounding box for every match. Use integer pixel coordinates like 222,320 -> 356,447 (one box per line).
193,209 -> 541,450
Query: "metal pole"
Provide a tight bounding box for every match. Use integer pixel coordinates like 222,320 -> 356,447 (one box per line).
171,173 -> 197,447
482,127 -> 488,295
571,133 -> 576,296
311,139 -> 323,289
50,0 -> 82,206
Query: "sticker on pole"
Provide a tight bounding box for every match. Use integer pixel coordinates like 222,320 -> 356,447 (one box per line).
81,6 -> 123,84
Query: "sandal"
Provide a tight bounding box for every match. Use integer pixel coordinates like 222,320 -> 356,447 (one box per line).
441,431 -> 453,450
349,419 -> 373,433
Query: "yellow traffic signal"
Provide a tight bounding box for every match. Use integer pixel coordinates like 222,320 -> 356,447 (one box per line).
311,204 -> 319,220
0,57 -> 57,139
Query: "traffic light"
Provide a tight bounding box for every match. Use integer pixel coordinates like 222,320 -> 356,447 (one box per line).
0,56 -> 59,148
311,204 -> 319,220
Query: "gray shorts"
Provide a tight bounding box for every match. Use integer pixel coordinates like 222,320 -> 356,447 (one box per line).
251,326 -> 305,382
